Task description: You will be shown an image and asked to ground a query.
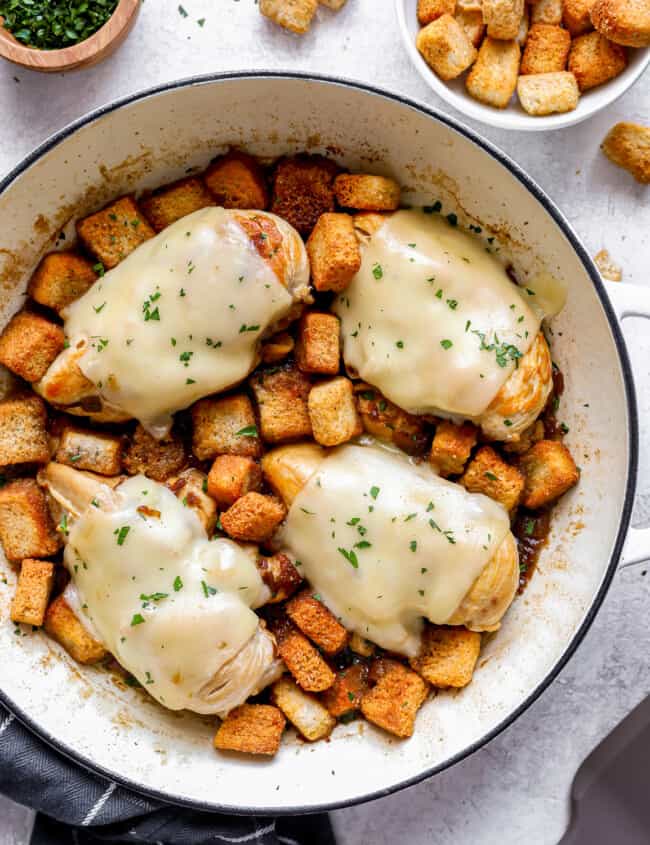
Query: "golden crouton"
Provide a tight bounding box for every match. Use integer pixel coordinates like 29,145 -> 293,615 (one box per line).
568,31 -> 627,91
272,677 -> 337,740
521,24 -> 571,73
10,559 -> 55,627
140,177 -> 214,232
0,479 -> 61,561
460,445 -> 524,511
321,663 -> 369,718
466,38 -> 521,108
260,0 -> 318,33
503,419 -> 545,455
76,196 -> 155,270
44,595 -> 107,665
308,377 -> 362,447
191,394 -> 261,460
563,0 -> 597,34
28,252 -> 97,314
517,72 -> 580,115
295,312 -> 341,374
334,173 -> 401,212
204,151 -> 269,210
306,213 -> 361,293
271,155 -> 339,236
220,492 -> 286,543
482,0 -> 525,39
361,659 -> 429,738
256,552 -> 303,602
429,421 -> 477,477
166,468 -> 217,534
249,364 -> 312,444
516,7 -> 530,44
287,590 -> 349,655
590,0 -> 650,46
410,625 -> 481,688
320,0 -> 347,8
55,426 -> 122,476
456,8 -> 486,46
261,331 -> 295,364
355,384 -> 429,455
123,424 -> 186,482
530,0 -> 562,25
417,0 -> 457,25
214,704 -> 286,756
0,310 -> 65,383
519,439 -> 579,509
207,455 -> 262,508
349,631 -> 375,657
0,396 -> 50,466
601,122 -> 650,183
271,617 -> 335,692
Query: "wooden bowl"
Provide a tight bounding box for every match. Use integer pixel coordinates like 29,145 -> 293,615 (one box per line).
0,0 -> 141,73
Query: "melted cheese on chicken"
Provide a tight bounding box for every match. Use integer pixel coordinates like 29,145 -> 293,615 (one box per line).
63,207 -> 304,437
334,210 -> 542,419
280,444 -> 510,656
64,475 -> 269,713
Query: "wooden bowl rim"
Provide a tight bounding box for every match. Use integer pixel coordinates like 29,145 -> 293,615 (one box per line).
0,0 -> 140,69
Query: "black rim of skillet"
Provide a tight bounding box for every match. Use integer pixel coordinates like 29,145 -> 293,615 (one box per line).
0,71 -> 639,817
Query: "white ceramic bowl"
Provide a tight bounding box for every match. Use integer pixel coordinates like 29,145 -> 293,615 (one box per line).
1,73 -> 650,814
396,0 -> 650,131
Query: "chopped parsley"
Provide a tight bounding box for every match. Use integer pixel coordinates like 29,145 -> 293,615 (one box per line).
369,486 -> 380,500
130,613 -> 145,627
93,262 -> 105,277
114,526 -> 130,546
201,581 -> 218,597
235,425 -> 258,437
440,339 -> 453,350
372,263 -> 383,280
93,301 -> 107,313
409,540 -> 417,552
239,324 -> 260,333
338,547 -> 359,569
524,518 -> 535,536
396,340 -> 404,349
173,576 -> 183,592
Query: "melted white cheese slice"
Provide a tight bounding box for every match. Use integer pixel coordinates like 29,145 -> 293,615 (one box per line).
64,475 -> 267,713
333,210 -> 542,418
280,444 -> 510,656
64,208 -> 296,437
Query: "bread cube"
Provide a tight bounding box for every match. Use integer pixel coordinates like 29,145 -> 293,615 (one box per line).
207,455 -> 262,508
256,552 -> 303,602
410,625 -> 481,688
460,445 -> 524,511
261,331 -> 295,364
191,394 -> 261,460
356,384 -> 429,455
568,31 -> 627,91
295,312 -> 341,374
204,151 -> 269,210
516,7 -> 530,44
530,0 -> 562,25
321,662 -> 369,718
483,0 -> 524,39
140,177 -> 214,232
44,595 -> 107,665
520,24 -> 571,73
167,468 -> 217,534
503,419 -> 545,454
517,72 -> 580,114
214,704 -> 286,756
519,439 -> 579,508
0,479 -> 61,561
320,0 -> 347,8
56,426 -> 122,476
349,631 -> 376,657
601,122 -> 650,184
286,590 -> 349,654
456,0 -> 483,10
271,618 -> 335,692
249,364 -> 312,444
306,213 -> 361,293
0,311 -> 65,383
0,396 -> 50,466
456,8 -> 486,45
418,0 -> 457,24
334,174 -> 401,212
76,196 -> 154,270
260,0 -> 318,34
28,252 -> 96,314
563,0 -> 597,35
466,38 -> 521,108
271,155 -> 339,236
590,0 -> 650,46
271,677 -> 337,741
220,492 -> 286,542
429,421 -> 478,477
123,424 -> 186,481
10,559 -> 55,626
308,376 -> 362,447
361,659 -> 429,738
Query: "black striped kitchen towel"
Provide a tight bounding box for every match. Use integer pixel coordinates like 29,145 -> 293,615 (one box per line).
0,703 -> 336,845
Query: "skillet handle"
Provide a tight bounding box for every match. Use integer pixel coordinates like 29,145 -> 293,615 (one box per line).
604,280 -> 650,567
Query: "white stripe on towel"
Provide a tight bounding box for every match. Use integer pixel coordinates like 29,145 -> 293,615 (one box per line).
81,781 -> 117,826
0,713 -> 14,737
216,822 -> 277,842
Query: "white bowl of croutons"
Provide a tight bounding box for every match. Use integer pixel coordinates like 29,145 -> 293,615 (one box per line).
396,0 -> 650,130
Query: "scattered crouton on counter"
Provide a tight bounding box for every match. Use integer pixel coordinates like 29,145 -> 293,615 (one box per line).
214,704 -> 286,756
601,122 -> 650,183
260,0 -> 348,35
